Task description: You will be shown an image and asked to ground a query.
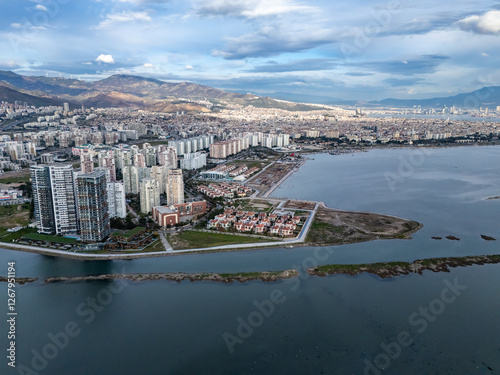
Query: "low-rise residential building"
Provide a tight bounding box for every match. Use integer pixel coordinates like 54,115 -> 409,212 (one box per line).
152,200 -> 207,227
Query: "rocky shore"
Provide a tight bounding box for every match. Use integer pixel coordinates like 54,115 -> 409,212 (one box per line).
0,276 -> 38,284
45,269 -> 298,284
308,254 -> 500,279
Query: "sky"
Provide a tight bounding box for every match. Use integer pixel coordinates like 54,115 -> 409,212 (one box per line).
1,0 -> 500,101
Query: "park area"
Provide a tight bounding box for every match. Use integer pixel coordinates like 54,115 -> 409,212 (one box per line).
167,230 -> 273,250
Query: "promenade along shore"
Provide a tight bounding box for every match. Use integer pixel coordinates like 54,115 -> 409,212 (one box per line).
0,154 -> 422,260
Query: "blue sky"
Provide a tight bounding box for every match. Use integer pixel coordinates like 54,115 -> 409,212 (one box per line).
1,0 -> 500,100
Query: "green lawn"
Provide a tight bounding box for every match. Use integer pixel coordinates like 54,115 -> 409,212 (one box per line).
22,233 -> 77,244
168,230 -> 274,250
1,227 -> 37,242
122,226 -> 145,237
0,175 -> 30,184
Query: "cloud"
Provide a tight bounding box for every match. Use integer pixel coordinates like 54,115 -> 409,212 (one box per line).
194,0 -> 316,19
143,63 -> 154,68
35,4 -> 48,11
95,54 -> 115,64
356,55 -> 450,75
10,23 -> 22,29
377,12 -> 472,36
344,72 -> 373,77
95,11 -> 152,29
383,77 -> 426,87
82,62 -> 93,65
185,65 -> 194,69
0,60 -> 21,70
113,0 -> 171,3
213,24 -> 336,59
195,75 -> 344,92
458,10 -> 500,34
247,58 -> 337,73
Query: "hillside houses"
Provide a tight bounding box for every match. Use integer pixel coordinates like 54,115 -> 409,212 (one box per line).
207,208 -> 303,237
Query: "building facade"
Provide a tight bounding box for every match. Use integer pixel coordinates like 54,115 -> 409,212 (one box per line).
76,170 -> 110,242
166,169 -> 184,206
107,182 -> 127,219
30,164 -> 78,235
152,200 -> 207,227
140,178 -> 160,214
180,152 -> 207,170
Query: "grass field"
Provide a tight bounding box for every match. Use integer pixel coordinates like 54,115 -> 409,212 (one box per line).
167,230 -> 272,250
22,233 -> 77,244
0,175 -> 30,184
227,160 -> 269,169
235,199 -> 276,213
0,227 -> 37,242
0,204 -> 30,229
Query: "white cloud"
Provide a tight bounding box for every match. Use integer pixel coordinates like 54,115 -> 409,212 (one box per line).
458,10 -> 500,35
143,63 -> 154,68
95,54 -> 115,64
213,23 -> 336,59
185,65 -> 194,69
195,0 -> 317,19
35,4 -> 48,11
481,52 -> 489,57
82,62 -> 93,65
95,11 -> 152,29
10,23 -> 22,29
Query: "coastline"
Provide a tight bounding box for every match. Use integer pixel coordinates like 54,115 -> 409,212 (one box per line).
308,254 -> 500,279
0,147 -> 430,260
44,269 -> 298,284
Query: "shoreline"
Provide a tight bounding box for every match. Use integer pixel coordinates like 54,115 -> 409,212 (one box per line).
0,146 -> 431,260
44,269 -> 298,284
4,253 -> 500,284
308,254 -> 500,279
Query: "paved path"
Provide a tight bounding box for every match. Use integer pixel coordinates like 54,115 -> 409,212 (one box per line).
159,231 -> 173,252
0,201 -> 321,260
126,204 -> 139,218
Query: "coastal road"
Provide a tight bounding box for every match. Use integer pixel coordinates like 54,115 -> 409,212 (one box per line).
0,201 -> 321,260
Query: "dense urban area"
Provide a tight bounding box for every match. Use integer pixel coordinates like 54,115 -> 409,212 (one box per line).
0,99 -> 498,254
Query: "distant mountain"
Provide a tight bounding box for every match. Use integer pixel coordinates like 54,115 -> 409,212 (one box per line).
242,91 -> 361,106
0,83 -> 66,107
371,86 -> 500,109
0,71 -> 90,96
0,71 -> 321,112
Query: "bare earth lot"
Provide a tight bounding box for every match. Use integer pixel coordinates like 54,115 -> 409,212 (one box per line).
307,206 -> 422,246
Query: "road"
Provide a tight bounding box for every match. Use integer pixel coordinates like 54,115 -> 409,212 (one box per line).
0,201 -> 320,260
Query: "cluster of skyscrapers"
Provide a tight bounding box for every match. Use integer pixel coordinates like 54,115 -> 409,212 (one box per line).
31,139 -> 192,241
31,165 -> 112,241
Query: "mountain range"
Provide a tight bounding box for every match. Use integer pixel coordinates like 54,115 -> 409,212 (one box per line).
1,70 -> 499,111
0,71 -> 319,112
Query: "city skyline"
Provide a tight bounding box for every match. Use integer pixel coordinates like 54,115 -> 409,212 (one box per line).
1,1 -> 499,101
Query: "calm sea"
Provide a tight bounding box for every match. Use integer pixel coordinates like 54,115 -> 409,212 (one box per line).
1,146 -> 499,375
